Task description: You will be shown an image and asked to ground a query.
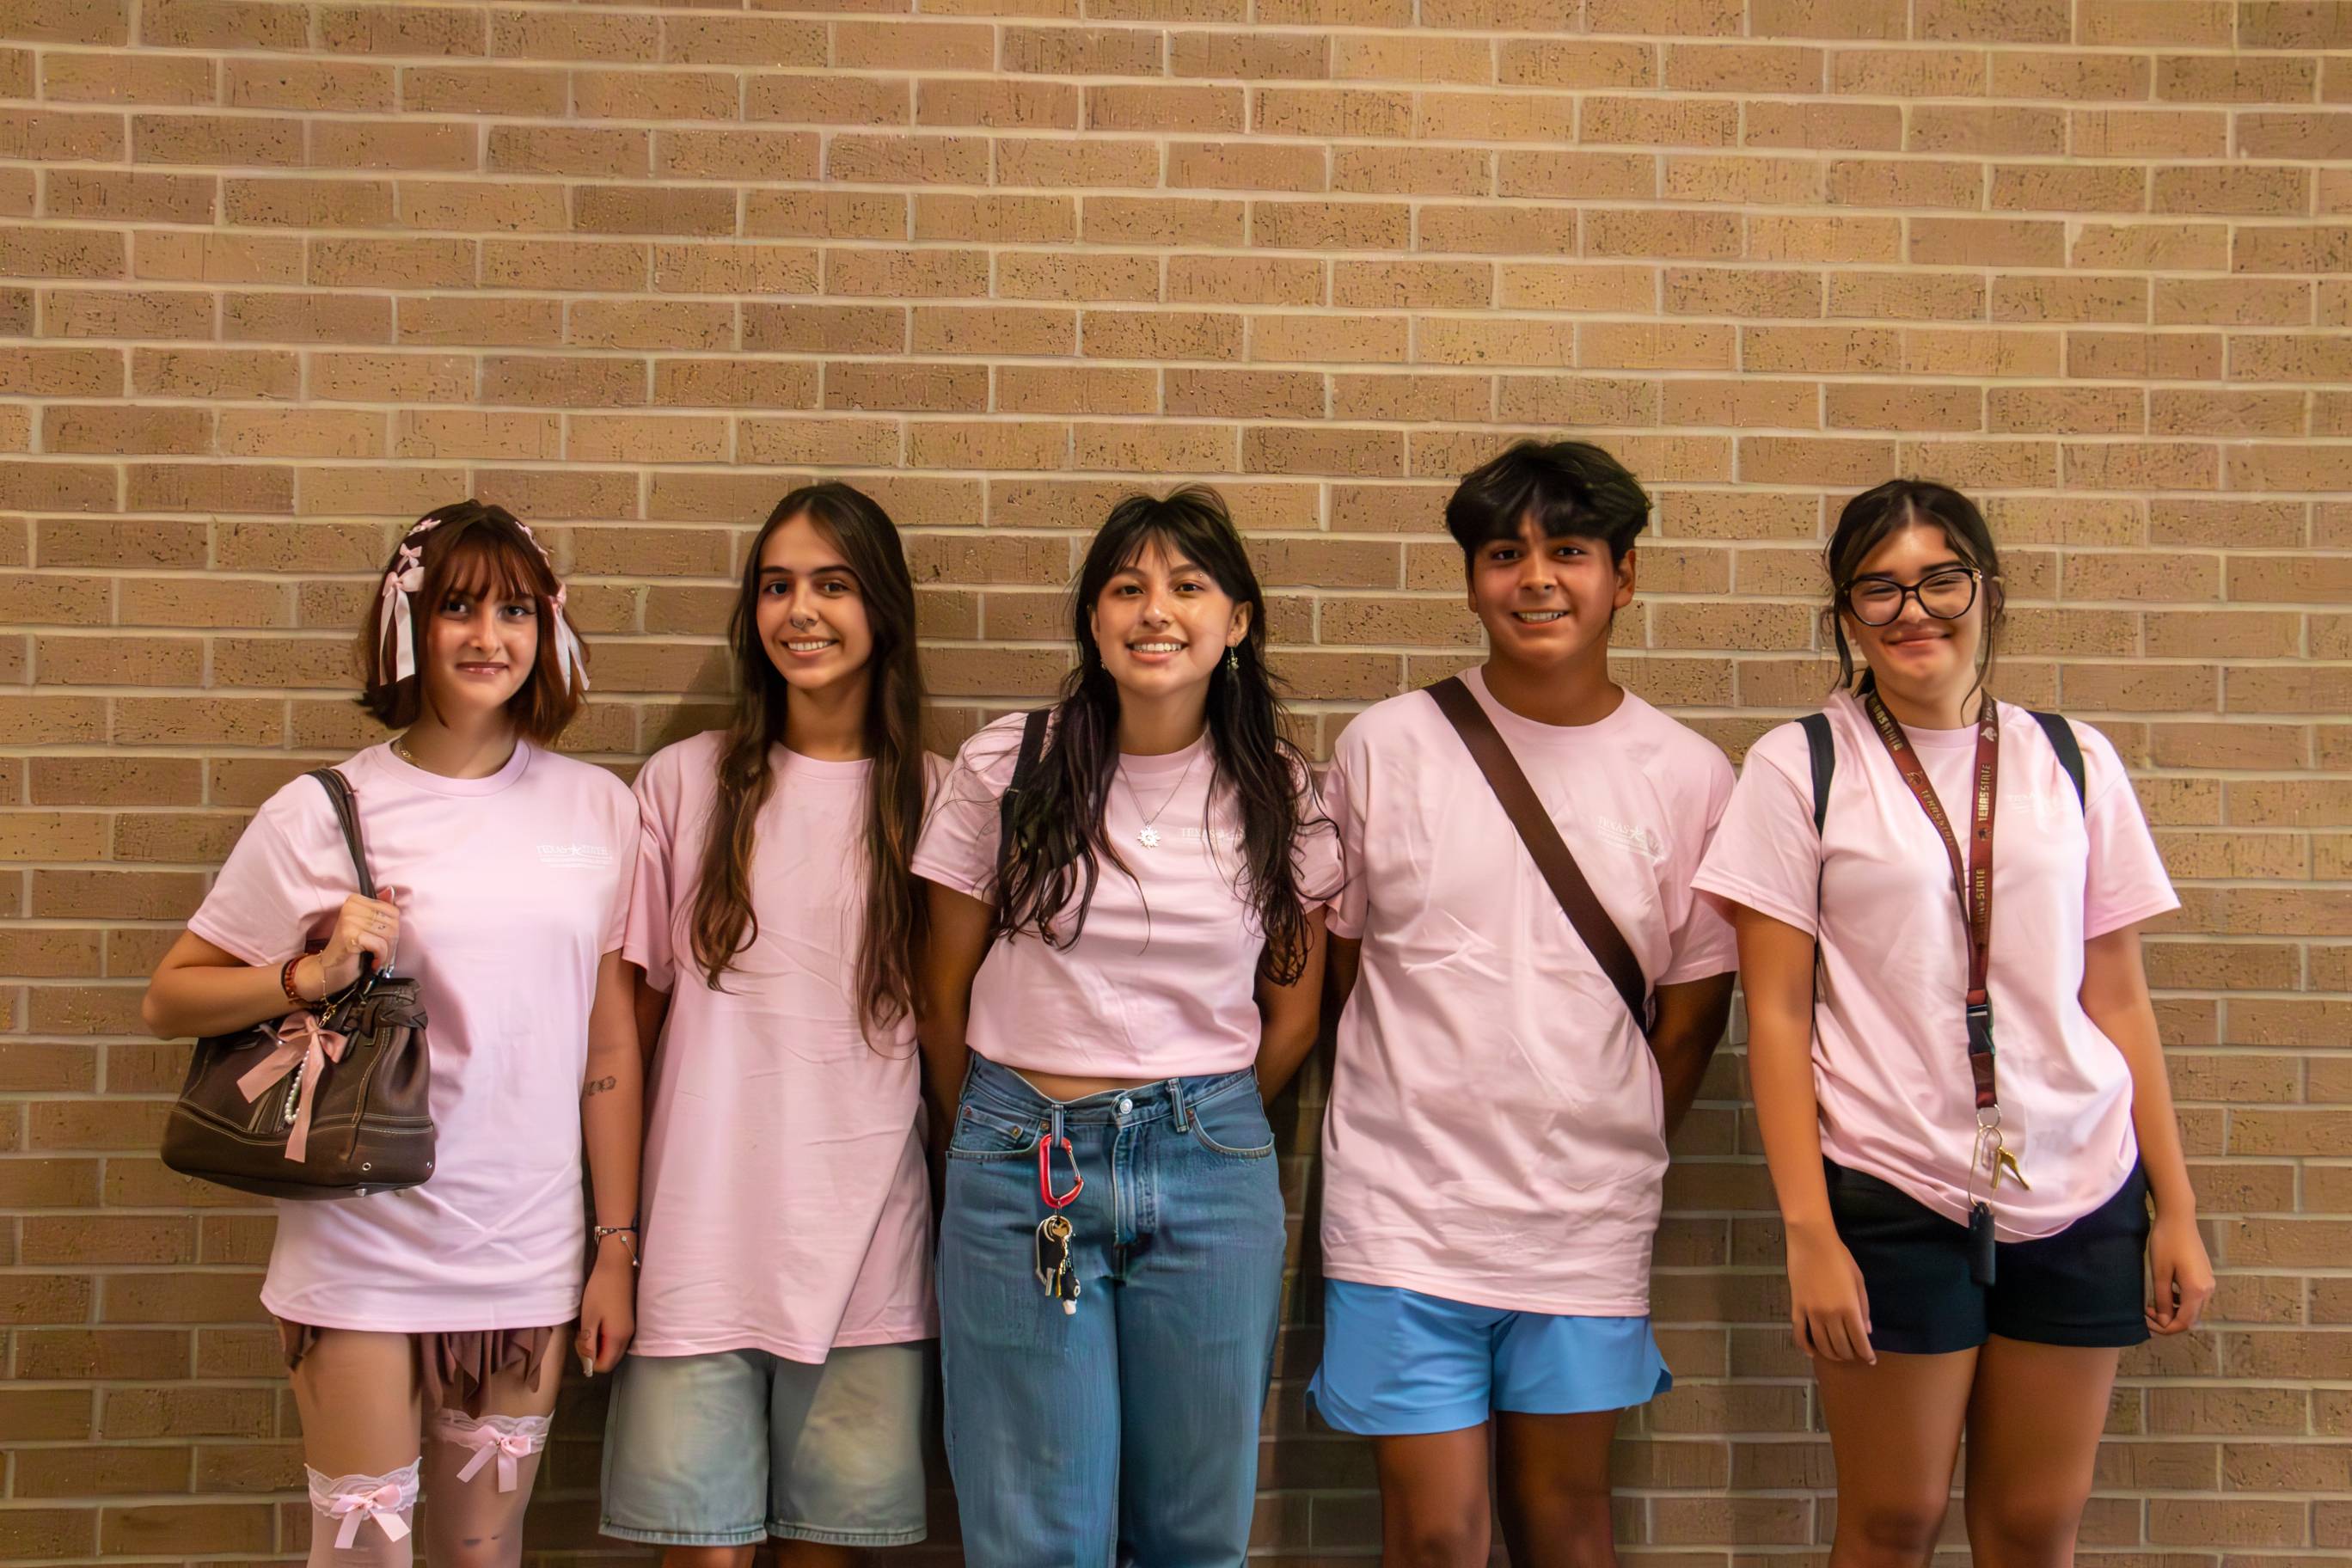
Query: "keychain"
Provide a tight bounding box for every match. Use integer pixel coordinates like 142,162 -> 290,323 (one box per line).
1033,1113 -> 1083,1317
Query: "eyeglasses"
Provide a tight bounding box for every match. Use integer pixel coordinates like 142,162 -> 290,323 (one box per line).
1841,567 -> 1983,627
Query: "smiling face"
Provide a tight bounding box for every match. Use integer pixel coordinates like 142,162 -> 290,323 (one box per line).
1839,520 -> 1991,708
753,512 -> 873,698
1086,536 -> 1250,707
420,566 -> 540,725
1466,514 -> 1634,673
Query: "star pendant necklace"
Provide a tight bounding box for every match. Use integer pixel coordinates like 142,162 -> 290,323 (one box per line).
1122,742 -> 1200,850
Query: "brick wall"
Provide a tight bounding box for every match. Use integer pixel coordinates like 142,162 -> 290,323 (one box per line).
2,0 -> 2348,1560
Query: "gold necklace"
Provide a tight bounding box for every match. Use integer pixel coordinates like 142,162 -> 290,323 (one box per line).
391,734 -> 419,765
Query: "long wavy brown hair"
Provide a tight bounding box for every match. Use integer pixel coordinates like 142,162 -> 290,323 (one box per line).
687,484 -> 928,1035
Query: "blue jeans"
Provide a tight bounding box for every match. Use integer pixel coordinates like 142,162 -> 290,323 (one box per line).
939,1053 -> 1286,1568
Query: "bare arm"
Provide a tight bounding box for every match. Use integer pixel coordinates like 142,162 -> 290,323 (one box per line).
1648,972 -> 1734,1139
1734,903 -> 1874,1363
1253,907 -> 1328,1103
2082,922 -> 2214,1334
141,892 -> 400,1039
631,971 -> 671,1073
577,949 -> 643,1374
917,881 -> 992,1151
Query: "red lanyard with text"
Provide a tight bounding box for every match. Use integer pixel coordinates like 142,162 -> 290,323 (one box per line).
1858,686 -> 2021,1280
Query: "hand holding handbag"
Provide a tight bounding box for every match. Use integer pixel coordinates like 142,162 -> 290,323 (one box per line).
161,769 -> 436,1200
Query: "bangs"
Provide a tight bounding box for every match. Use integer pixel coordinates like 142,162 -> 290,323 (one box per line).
1106,514 -> 1246,600
1455,490 -> 1608,552
428,526 -> 551,606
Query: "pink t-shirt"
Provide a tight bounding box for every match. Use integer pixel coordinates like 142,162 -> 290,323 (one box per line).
1319,668 -> 1737,1316
912,712 -> 1343,1080
1691,691 -> 2180,1240
625,733 -> 938,1362
187,741 -> 636,1331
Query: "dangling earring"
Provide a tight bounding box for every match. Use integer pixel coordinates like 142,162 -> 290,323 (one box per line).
1226,646 -> 1240,677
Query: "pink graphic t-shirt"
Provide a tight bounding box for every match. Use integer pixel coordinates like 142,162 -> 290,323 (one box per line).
1691,691 -> 2180,1240
1319,669 -> 1738,1317
187,741 -> 636,1331
625,733 -> 939,1362
913,712 -> 1343,1081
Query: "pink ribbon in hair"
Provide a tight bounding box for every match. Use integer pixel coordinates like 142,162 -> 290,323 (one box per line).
517,522 -> 589,694
376,543 -> 426,683
328,1483 -> 413,1548
449,1419 -> 544,1491
236,1012 -> 347,1164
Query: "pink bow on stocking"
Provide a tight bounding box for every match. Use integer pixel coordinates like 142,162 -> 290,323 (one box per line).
328,1482 -> 413,1549
236,1012 -> 347,1163
450,1419 -> 543,1491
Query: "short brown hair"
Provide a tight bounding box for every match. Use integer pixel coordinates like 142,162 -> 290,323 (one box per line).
355,500 -> 585,744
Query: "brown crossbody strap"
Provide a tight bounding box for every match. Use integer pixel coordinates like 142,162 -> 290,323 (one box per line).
1425,677 -> 1649,1029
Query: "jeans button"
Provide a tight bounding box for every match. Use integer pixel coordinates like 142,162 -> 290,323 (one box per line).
1116,1096 -> 1133,1116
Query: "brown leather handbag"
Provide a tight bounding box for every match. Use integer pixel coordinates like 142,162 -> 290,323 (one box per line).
161,769 -> 435,1200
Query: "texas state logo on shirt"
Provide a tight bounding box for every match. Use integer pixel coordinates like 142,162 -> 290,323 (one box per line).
537,842 -> 614,869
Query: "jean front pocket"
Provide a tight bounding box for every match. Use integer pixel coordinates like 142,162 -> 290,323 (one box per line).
1187,1081 -> 1275,1160
946,1099 -> 1041,1161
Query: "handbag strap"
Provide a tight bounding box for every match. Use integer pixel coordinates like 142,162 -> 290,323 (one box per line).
1424,676 -> 1649,1028
306,769 -> 376,900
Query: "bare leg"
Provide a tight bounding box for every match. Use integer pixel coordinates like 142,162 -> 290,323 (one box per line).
420,1331 -> 567,1568
661,1551 -> 755,1568
771,1543 -> 861,1567
1961,1337 -> 2121,1568
1816,1349 -> 1978,1568
1493,1408 -> 1621,1568
1372,1426 -> 1492,1568
290,1331 -> 426,1566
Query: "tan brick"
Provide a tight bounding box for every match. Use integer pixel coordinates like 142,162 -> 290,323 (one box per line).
755,72 -> 910,128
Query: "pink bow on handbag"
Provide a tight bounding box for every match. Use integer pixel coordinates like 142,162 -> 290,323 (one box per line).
236,1012 -> 347,1163
328,1482 -> 413,1548
450,1420 -> 542,1491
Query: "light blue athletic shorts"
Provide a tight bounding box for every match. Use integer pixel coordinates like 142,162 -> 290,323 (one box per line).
599,1341 -> 931,1548
1308,1279 -> 1671,1436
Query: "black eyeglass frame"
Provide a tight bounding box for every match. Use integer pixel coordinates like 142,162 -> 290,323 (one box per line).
1837,566 -> 1988,628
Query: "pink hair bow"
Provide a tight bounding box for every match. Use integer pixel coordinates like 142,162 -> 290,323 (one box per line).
547,582 -> 588,693
328,1482 -> 413,1548
236,1012 -> 347,1164
377,543 -> 426,683
448,1418 -> 545,1491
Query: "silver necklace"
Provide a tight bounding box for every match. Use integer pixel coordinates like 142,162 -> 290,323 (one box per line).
1121,744 -> 1200,849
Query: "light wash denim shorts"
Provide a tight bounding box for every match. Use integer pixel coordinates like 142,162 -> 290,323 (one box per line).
599,1341 -> 932,1548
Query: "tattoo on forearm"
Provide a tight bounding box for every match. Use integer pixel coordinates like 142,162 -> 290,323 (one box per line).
582,1075 -> 617,1099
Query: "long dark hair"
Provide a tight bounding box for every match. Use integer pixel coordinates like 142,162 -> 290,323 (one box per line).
688,483 -> 928,1035
995,487 -> 1320,985
1823,478 -> 2006,698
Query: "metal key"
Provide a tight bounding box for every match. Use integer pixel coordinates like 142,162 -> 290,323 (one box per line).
1033,1213 -> 1080,1316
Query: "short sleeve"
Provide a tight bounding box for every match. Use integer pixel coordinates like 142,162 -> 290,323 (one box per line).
2074,725 -> 2181,940
1289,756 -> 1344,910
911,718 -> 1026,903
1659,745 -> 1739,984
623,754 -> 678,990
1688,722 -> 1823,938
600,777 -> 640,957
186,784 -> 340,967
1320,739 -> 1369,940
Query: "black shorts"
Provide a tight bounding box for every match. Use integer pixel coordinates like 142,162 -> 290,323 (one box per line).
1823,1159 -> 2151,1357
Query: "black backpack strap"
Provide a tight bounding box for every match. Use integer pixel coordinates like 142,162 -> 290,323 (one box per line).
2030,710 -> 2086,812
1798,713 -> 1834,836
995,707 -> 1052,877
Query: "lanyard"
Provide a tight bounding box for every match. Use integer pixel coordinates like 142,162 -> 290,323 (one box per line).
1857,685 -> 2000,1113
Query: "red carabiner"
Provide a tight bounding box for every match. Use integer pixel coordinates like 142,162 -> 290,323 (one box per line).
1037,1133 -> 1083,1210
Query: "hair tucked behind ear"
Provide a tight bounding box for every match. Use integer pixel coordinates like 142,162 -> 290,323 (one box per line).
688,484 -> 928,1038
994,487 -> 1320,985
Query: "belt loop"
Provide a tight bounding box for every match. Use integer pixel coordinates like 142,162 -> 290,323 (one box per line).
1168,1077 -> 1188,1131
